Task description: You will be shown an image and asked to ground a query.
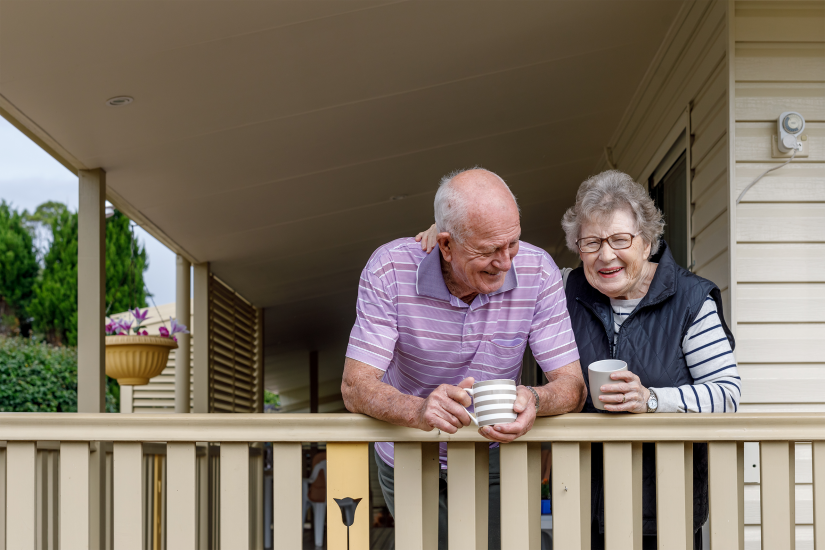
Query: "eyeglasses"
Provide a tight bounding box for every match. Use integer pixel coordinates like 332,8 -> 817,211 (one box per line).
575,233 -> 637,253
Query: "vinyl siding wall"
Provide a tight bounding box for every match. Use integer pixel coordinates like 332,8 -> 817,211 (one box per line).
732,2 -> 825,548
601,0 -> 733,319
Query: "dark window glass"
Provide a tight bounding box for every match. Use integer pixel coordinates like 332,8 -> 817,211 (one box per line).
649,152 -> 688,269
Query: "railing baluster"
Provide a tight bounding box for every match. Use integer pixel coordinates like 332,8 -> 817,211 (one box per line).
167,442 -> 197,550
327,442 -> 370,550
271,443 -> 302,549
527,442 -> 541,550
708,442 -> 742,548
395,443 -> 423,550
552,442 -> 591,548
197,444 -> 209,550
447,442 -> 480,550
47,451 -> 59,550
500,442 -> 540,550
814,441 -> 825,550
106,449 -> 114,550
0,446 -> 5,550
60,442 -> 90,549
737,442 -> 744,550
114,442 -> 143,550
474,443 -> 490,550
250,445 -> 264,550
7,441 -> 36,549
424,443 -> 440,549
655,442 -> 690,548
220,442 -> 250,549
603,442 -> 642,550
37,449 -> 47,549
760,441 -> 795,549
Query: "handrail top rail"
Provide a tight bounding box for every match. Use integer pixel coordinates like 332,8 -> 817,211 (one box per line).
0,412 -> 824,442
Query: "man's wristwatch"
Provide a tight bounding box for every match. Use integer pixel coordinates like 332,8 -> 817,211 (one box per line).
646,388 -> 658,413
525,386 -> 540,414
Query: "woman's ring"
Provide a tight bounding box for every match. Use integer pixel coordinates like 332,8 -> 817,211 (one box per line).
622,395 -> 626,404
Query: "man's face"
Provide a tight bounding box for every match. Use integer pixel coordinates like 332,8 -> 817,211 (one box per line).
443,208 -> 521,295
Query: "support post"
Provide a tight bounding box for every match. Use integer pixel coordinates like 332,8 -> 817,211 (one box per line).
176,255 -> 192,413
310,350 -> 319,413
193,263 -> 210,413
77,168 -> 106,413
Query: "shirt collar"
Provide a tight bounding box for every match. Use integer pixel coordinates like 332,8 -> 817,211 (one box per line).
416,247 -> 519,302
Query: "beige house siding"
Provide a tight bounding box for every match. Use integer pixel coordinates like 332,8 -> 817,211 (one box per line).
600,0 -> 733,319
732,2 -> 825,549
732,1 -> 825,413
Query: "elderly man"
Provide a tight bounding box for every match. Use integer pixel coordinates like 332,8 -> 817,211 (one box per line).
342,168 -> 585,549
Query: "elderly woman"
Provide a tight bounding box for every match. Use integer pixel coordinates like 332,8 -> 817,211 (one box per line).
416,170 -> 739,549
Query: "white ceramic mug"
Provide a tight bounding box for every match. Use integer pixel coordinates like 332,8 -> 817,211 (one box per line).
588,359 -> 628,411
462,379 -> 518,427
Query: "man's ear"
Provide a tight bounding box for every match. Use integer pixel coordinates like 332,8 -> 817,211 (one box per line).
436,233 -> 453,261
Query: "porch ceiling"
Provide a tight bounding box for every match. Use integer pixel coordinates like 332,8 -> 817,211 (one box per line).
0,0 -> 684,392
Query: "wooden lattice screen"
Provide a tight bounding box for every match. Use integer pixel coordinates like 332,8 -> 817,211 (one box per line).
208,275 -> 263,413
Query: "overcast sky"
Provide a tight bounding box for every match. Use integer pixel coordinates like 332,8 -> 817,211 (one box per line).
0,116 -> 177,308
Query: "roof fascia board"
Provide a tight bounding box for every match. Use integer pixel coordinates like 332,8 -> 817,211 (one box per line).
0,93 -> 86,175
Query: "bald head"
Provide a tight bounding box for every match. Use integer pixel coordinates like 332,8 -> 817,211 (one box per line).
434,168 -> 519,243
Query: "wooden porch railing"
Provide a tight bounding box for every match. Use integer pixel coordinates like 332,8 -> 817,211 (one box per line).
0,412 -> 823,549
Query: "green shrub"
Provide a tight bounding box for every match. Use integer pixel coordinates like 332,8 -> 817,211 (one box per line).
0,336 -> 118,412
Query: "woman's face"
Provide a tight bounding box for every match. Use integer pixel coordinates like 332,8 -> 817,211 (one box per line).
579,208 -> 651,300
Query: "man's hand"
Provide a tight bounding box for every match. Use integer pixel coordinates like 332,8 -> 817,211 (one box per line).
478,385 -> 536,443
476,360 -> 586,443
416,377 -> 475,434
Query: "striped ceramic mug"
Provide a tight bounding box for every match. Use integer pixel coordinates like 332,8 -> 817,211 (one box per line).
463,379 -> 518,427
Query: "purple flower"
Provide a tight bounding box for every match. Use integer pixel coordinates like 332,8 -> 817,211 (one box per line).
140,330 -> 148,336
158,326 -> 170,338
118,319 -> 133,333
170,318 -> 189,335
131,308 -> 150,323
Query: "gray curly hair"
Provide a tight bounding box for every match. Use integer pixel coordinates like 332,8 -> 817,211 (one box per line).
561,170 -> 665,257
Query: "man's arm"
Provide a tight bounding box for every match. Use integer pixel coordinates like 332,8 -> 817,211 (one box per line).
537,359 -> 587,415
341,357 -> 475,434
479,359 -> 586,443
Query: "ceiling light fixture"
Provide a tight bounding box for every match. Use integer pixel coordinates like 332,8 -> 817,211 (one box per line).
106,96 -> 134,107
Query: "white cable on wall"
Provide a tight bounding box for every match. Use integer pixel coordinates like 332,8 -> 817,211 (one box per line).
736,149 -> 797,205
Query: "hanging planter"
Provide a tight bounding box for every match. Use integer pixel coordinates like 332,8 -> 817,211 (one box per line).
105,335 -> 178,385
105,309 -> 189,386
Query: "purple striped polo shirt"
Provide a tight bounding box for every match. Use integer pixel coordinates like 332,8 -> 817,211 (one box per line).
346,238 -> 579,468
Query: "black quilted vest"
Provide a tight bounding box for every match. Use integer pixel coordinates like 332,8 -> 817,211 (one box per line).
564,241 -> 734,537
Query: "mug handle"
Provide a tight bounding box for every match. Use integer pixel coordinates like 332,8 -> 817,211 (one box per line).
463,388 -> 479,427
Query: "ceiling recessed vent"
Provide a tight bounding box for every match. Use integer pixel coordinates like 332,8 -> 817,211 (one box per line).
106,96 -> 134,107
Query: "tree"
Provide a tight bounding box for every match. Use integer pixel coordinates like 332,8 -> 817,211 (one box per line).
29,209 -> 78,345
0,201 -> 39,334
29,207 -> 149,346
105,210 -> 148,316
